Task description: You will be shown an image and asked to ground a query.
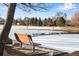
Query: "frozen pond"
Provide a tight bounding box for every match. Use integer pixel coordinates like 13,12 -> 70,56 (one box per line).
33,34 -> 79,52
1,27 -> 79,52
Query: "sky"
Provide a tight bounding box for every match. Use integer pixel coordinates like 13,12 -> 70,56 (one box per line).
0,3 -> 79,20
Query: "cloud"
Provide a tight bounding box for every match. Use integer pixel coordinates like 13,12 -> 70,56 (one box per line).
58,3 -> 76,11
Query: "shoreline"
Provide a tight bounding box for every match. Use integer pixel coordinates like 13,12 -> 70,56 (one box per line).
0,25 -> 79,32
4,42 -> 79,56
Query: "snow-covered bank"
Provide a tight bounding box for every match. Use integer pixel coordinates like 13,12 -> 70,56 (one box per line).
11,26 -> 63,30
0,25 -> 65,30
0,25 -> 79,30
0,25 -> 79,32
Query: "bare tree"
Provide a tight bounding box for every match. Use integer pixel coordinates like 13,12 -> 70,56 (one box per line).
70,12 -> 79,26
55,11 -> 67,19
0,3 -> 50,56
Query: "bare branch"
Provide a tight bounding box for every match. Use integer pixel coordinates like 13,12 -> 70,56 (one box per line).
1,3 -> 51,12
3,3 -> 8,6
19,3 -> 50,12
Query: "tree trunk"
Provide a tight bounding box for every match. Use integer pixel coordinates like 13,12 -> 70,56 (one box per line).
0,3 -> 16,56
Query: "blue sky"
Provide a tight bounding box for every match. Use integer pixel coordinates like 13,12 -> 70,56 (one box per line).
0,3 -> 79,20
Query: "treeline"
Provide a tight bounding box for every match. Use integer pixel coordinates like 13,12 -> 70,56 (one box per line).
17,17 -> 54,26
14,12 -> 79,26
1,12 -> 79,26
0,16 -> 67,26
13,16 -> 66,26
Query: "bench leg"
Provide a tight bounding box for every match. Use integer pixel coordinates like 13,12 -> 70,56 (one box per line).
32,44 -> 35,52
21,43 -> 22,48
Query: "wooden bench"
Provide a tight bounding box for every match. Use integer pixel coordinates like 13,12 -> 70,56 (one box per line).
14,33 -> 41,52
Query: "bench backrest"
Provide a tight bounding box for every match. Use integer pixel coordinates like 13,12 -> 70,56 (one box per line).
14,33 -> 33,44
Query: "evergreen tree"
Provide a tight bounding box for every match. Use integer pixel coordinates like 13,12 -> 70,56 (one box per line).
47,18 -> 53,26
43,18 -> 48,26
55,17 -> 66,26
38,18 -> 42,26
